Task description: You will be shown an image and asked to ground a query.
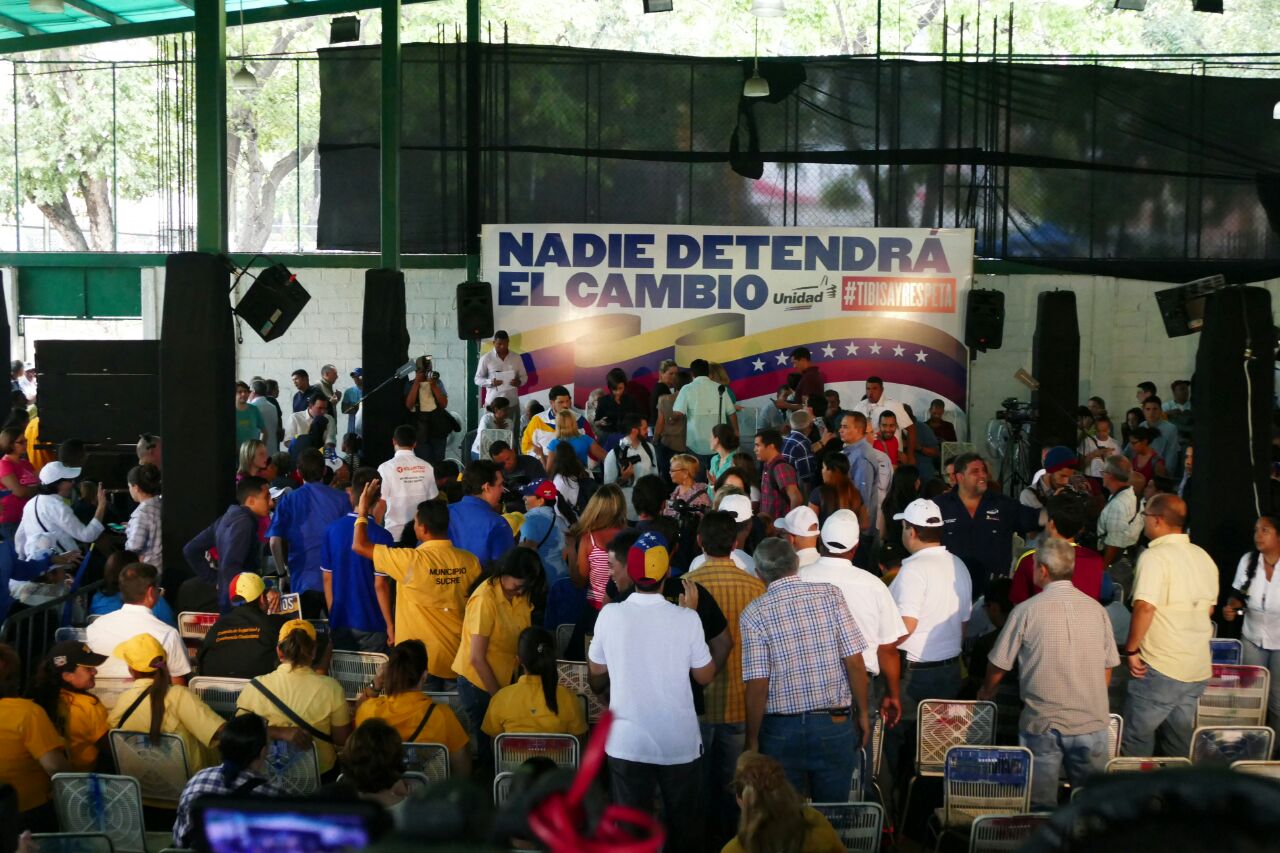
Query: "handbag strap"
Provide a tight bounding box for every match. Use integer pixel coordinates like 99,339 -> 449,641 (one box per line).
248,677 -> 334,743
116,686 -> 152,728
408,702 -> 437,742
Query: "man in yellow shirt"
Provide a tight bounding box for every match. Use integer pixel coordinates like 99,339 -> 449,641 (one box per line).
353,481 -> 479,689
1122,494 -> 1219,757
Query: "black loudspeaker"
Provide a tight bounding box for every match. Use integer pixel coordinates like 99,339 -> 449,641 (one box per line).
233,264 -> 310,342
965,289 -> 1005,351
1030,290 -> 1079,454
456,281 -> 494,340
160,252 -> 236,593
1188,287 -> 1275,596
36,341 -> 159,444
1258,173 -> 1280,238
363,269 -> 410,468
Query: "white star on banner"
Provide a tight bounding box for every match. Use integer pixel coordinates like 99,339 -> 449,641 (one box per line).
915,350 -> 928,363
845,342 -> 859,356
775,352 -> 789,366
820,343 -> 836,358
892,345 -> 905,357
868,342 -> 882,355
752,358 -> 766,371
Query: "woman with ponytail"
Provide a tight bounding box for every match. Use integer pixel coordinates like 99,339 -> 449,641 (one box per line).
1225,514 -> 1280,730
354,639 -> 470,777
172,713 -> 276,849
723,752 -> 843,853
481,626 -> 587,738
107,633 -> 227,771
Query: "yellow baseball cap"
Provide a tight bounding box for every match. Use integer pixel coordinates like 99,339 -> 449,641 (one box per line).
228,572 -> 266,604
113,633 -> 167,673
277,619 -> 316,645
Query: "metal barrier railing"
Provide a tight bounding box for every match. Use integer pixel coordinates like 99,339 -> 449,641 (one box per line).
1,580 -> 104,685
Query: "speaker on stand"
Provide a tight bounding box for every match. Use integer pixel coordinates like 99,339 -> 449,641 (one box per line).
965,289 -> 1005,352
456,281 -> 494,340
362,269 -> 411,469
1030,290 -> 1080,460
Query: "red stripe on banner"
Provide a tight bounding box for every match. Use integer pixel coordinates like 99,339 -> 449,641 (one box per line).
522,345 -> 576,392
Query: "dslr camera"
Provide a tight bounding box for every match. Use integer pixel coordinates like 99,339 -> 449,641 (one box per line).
415,355 -> 441,381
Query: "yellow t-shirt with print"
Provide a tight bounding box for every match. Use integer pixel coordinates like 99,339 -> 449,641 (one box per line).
372,541 -> 480,680
235,664 -> 351,773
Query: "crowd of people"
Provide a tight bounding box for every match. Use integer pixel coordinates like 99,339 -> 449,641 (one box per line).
0,341 -> 1267,852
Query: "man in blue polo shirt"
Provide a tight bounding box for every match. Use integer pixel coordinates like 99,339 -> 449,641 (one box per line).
448,459 -> 516,566
322,466 -> 394,652
267,448 -> 351,617
933,451 -> 1043,600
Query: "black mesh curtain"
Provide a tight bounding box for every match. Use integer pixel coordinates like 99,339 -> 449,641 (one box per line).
317,44 -> 1280,275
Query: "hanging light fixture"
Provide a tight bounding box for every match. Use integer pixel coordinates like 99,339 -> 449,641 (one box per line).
750,0 -> 786,17
29,0 -> 64,13
1274,100 -> 1280,120
744,18 -> 769,98
232,0 -> 258,93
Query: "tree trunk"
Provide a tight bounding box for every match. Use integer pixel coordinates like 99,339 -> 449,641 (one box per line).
35,194 -> 90,252
79,173 -> 115,251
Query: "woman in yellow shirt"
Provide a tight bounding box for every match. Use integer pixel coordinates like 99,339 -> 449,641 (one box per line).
106,634 -> 227,774
0,643 -> 68,832
27,641 -> 110,772
722,752 -> 844,853
235,619 -> 351,777
354,639 -> 470,778
452,547 -> 545,771
482,627 -> 587,738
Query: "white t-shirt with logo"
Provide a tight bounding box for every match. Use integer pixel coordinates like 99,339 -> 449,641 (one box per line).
376,449 -> 438,541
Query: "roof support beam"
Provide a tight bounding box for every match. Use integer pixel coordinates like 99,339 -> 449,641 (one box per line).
380,0 -> 400,269
194,0 -> 226,253
63,0 -> 129,26
0,14 -> 39,37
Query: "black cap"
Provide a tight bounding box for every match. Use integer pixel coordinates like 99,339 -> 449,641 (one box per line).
48,640 -> 108,671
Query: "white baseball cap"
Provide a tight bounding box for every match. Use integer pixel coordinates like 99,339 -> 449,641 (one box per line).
892,498 -> 945,528
38,461 -> 81,486
774,505 -> 820,537
718,493 -> 753,523
820,509 -> 861,553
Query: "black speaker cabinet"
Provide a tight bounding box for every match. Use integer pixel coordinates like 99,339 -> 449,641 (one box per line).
1031,290 -> 1080,451
36,340 -> 159,445
965,289 -> 1005,351
233,264 -> 311,342
456,281 -> 495,340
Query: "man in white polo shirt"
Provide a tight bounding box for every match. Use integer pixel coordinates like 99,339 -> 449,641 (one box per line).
883,498 -> 972,777
88,562 -> 191,683
773,505 -> 822,569
588,531 -> 715,853
800,509 -> 908,727
376,424 -> 437,542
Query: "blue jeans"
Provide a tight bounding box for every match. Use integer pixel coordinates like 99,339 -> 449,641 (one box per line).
457,675 -> 494,774
1122,664 -> 1208,758
759,712 -> 857,803
699,721 -> 746,847
1242,639 -> 1280,737
1020,727 -> 1109,810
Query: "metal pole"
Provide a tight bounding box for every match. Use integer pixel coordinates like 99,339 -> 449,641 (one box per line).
381,0 -> 401,268
112,62 -> 118,252
194,0 -> 226,253
295,58 -> 301,253
13,62 -> 20,251
465,0 -> 480,432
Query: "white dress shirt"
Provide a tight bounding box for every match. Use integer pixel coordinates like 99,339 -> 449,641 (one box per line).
890,545 -> 972,662
284,410 -> 337,446
801,555 -> 908,674
474,349 -> 527,408
14,494 -> 104,560
376,449 -> 438,541
88,603 -> 192,679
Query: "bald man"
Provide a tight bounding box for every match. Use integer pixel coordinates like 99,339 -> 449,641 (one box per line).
1120,494 -> 1219,758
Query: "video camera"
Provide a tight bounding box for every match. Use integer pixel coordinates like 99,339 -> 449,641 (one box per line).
995,397 -> 1036,425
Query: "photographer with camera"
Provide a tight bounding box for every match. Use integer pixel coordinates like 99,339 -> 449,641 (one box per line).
1019,446 -> 1090,511
603,414 -> 656,520
404,356 -> 454,467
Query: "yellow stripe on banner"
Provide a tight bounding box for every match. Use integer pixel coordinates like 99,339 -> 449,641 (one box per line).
501,314 -> 642,354
575,313 -> 745,369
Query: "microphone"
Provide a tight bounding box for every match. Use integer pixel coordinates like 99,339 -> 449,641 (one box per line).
393,360 -> 416,379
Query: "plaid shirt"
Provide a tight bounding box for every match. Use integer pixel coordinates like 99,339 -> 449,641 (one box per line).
173,765 -> 278,848
760,456 -> 799,521
781,432 -> 816,488
685,557 -> 766,724
741,575 -> 867,714
125,495 -> 163,568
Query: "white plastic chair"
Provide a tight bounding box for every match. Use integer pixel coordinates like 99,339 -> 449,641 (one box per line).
493,732 -> 581,774
51,773 -> 147,853
422,691 -> 472,741
904,700 -> 996,826
329,649 -> 388,700
176,611 -> 218,643
53,626 -> 87,643
1210,638 -> 1244,666
1197,665 -> 1270,727
810,801 -> 884,853
554,623 -> 576,660
1231,759 -> 1280,779
968,813 -> 1049,852
933,746 -> 1033,844
1105,756 -> 1192,773
557,660 -> 605,723
1189,725 -> 1275,766
1108,713 -> 1124,759
187,676 -> 249,720
260,741 -> 321,796
478,427 -> 515,460
401,741 -> 451,782
108,730 -> 191,806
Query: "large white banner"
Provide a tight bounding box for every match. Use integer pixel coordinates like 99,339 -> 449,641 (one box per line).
481,224 -> 975,433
